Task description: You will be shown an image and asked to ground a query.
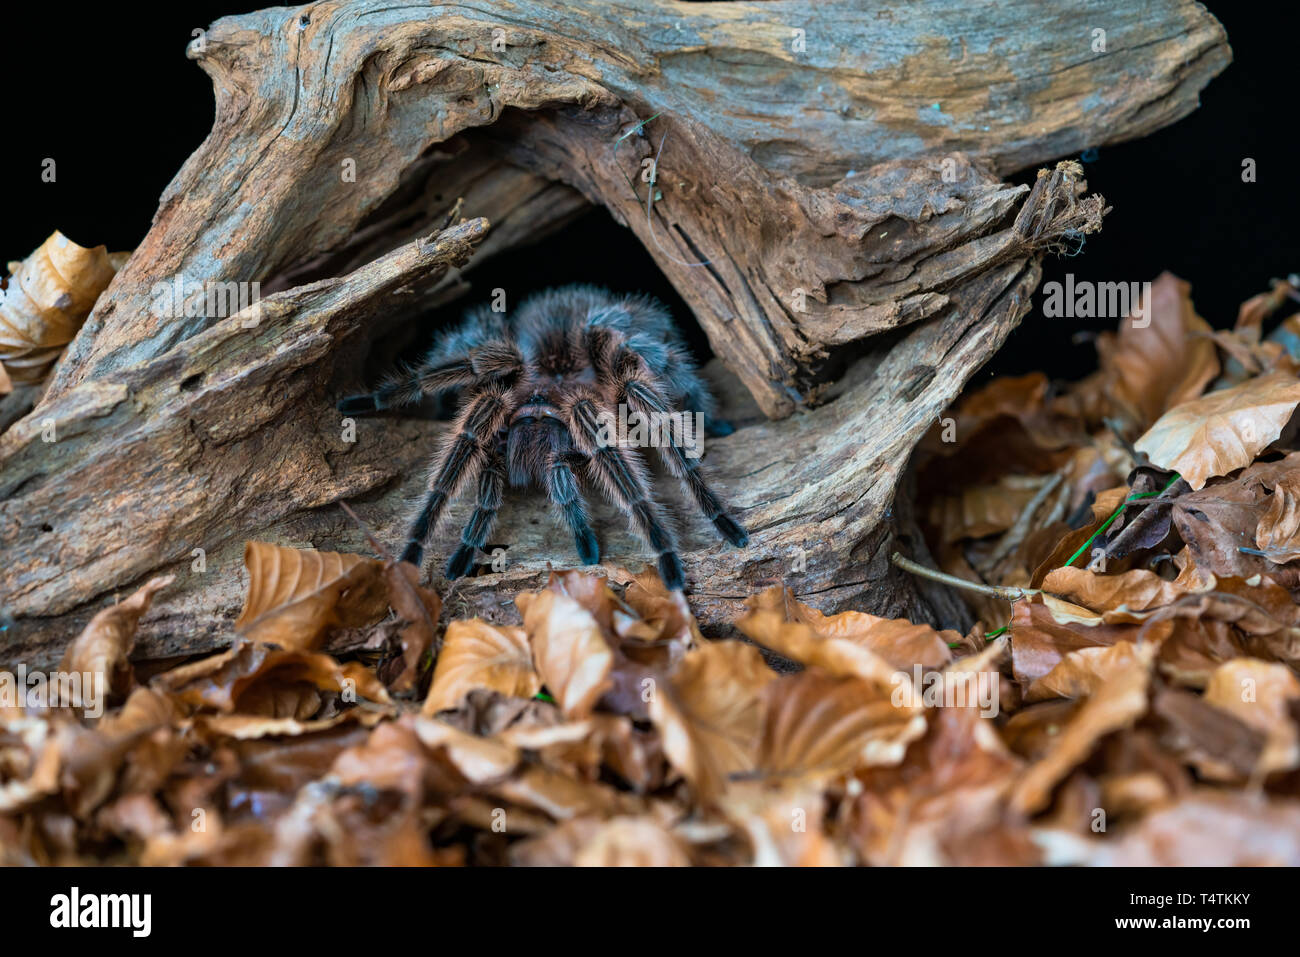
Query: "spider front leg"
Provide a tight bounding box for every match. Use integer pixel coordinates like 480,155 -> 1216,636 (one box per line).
546,450 -> 600,566
338,342 -> 522,415
620,379 -> 749,548
402,387 -> 511,567
445,435 -> 507,579
569,397 -> 685,590
337,356 -> 477,415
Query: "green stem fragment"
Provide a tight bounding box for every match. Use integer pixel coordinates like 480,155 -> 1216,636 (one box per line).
1063,472 -> 1182,569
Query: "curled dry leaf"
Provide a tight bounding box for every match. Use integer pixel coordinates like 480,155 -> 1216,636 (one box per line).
1008,593 -> 1171,687
1025,640 -> 1151,702
1202,659 -> 1300,775
737,585 -> 952,675
1089,791 -> 1300,866
59,575 -> 174,705
1094,272 -> 1220,430
516,588 -> 613,719
852,707 -> 1032,866
153,638 -> 391,716
511,815 -> 691,866
1134,372 -> 1300,490
723,782 -> 845,866
1251,456 -> 1300,562
236,541 -> 389,651
757,669 -> 926,780
423,619 -> 541,715
573,816 -> 691,866
0,231 -> 124,384
1040,563 -> 1207,613
648,640 -> 775,801
1010,646 -> 1154,815
1170,460 -> 1300,585
382,560 -> 443,693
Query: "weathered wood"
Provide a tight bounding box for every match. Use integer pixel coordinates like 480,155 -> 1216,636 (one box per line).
39,0 -> 1226,416
1,169 -> 1070,666
1,0 -> 1225,666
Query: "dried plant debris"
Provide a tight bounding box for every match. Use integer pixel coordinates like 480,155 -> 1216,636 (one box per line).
0,231 -> 126,388
5,271 -> 1300,866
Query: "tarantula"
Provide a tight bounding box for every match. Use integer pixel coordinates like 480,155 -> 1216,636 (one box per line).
338,285 -> 748,590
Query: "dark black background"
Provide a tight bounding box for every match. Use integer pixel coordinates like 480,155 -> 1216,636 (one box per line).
2,2 -> 1294,384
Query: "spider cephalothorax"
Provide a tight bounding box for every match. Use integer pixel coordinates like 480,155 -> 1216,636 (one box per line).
338,285 -> 748,589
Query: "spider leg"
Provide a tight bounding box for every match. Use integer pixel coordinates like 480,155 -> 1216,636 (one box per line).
338,357 -> 479,415
569,397 -> 685,590
620,375 -> 749,548
338,343 -> 522,415
546,450 -> 600,565
445,435 -> 507,579
401,387 -> 512,567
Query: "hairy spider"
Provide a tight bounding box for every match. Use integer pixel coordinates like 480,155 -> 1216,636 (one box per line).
338,284 -> 748,589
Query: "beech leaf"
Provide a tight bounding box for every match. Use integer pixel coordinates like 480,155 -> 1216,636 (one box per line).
1134,372 -> 1300,490
236,541 -> 388,651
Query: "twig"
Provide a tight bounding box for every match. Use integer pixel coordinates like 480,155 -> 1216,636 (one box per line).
890,551 -> 1040,601
338,501 -> 395,563
988,473 -> 1063,567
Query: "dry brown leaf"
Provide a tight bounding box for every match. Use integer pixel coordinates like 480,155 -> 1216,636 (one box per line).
1089,791 -> 1300,865
1095,272 -> 1219,429
423,619 -> 541,715
573,817 -> 692,866
153,638 -> 391,716
236,541 -> 388,651
1171,461 -> 1300,585
737,586 -> 950,676
1040,563 -> 1207,613
412,716 -> 520,785
1028,485 -> 1129,586
1010,645 -> 1153,815
930,475 -> 1048,544
852,707 -> 1032,865
59,575 -> 174,705
1202,659 -> 1300,775
1252,459 -> 1300,562
382,560 -> 442,693
1025,640 -> 1151,702
1135,372 -> 1300,490
198,710 -> 385,740
516,588 -> 613,718
511,815 -> 691,866
757,669 -> 926,781
0,231 -> 123,384
722,782 -> 846,866
648,640 -> 775,801
1008,593 -> 1170,687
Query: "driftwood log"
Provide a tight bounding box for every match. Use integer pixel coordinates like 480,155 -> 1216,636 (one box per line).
1,0 -> 1228,667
